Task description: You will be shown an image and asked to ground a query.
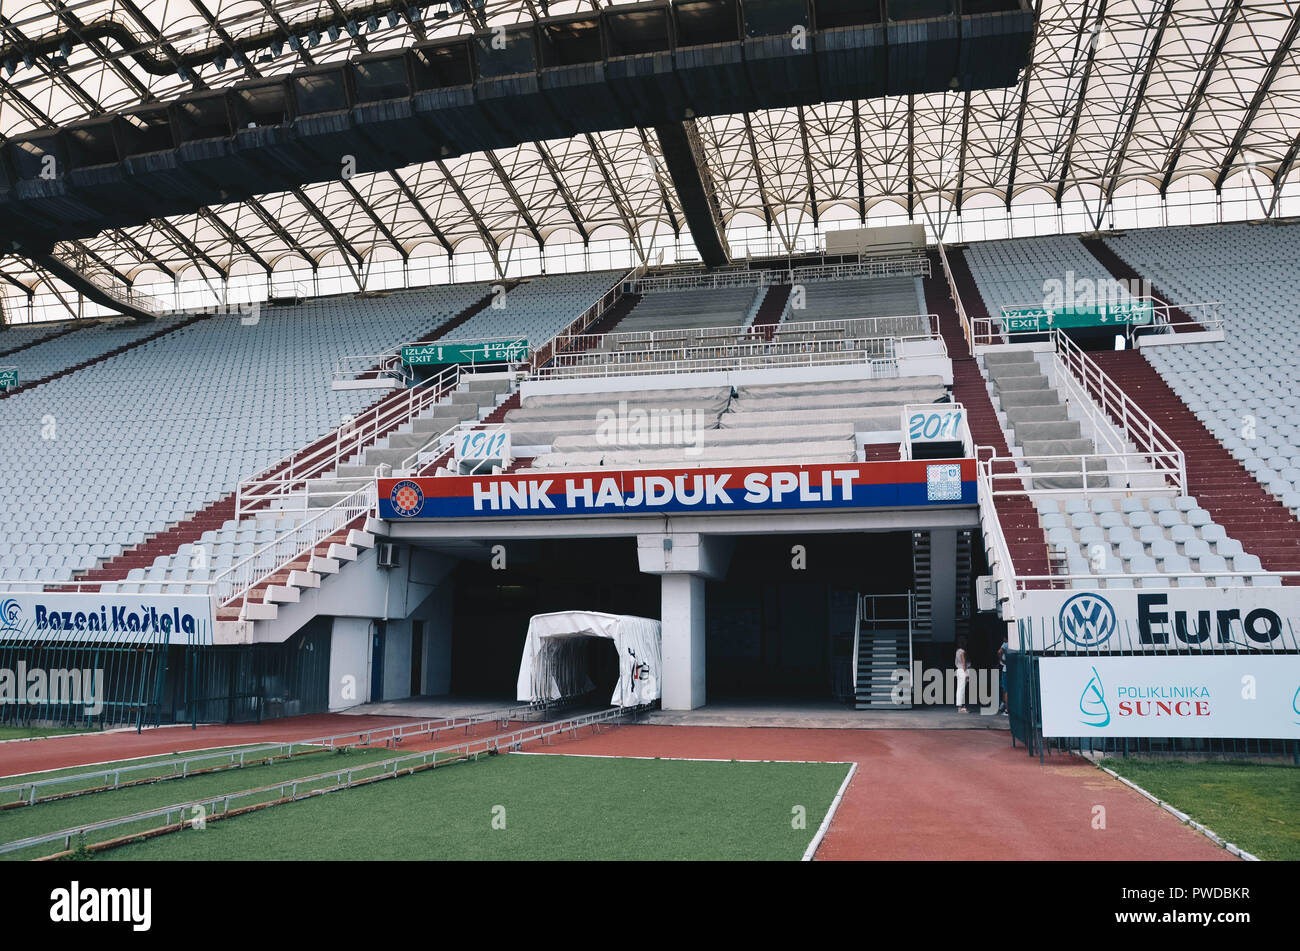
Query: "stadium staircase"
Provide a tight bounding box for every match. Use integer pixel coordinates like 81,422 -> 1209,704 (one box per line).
0,313 -> 208,401
1079,237 -> 1201,333
749,283 -> 791,340
924,248 -> 1055,590
1089,349 -> 1300,583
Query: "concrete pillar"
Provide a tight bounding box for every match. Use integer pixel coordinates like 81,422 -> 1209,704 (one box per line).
930,528 -> 958,642
660,573 -> 707,711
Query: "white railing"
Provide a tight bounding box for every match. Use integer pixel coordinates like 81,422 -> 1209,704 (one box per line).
533,263 -> 644,372
1053,329 -> 1187,494
773,312 -> 939,342
983,451 -> 1184,500
212,481 -> 376,610
974,447 -> 1299,597
396,421 -> 462,477
789,255 -> 930,284
1130,300 -> 1226,341
971,297 -> 1225,348
535,334 -> 906,380
236,365 -> 463,519
332,350 -> 410,387
974,446 -> 1022,609
935,242 -> 972,351
544,313 -> 940,363
627,252 -> 930,295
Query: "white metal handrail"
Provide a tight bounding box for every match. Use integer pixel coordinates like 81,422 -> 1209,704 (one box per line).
974,446 -> 1022,608
535,344 -> 902,380
538,333 -> 902,373
236,365 -> 462,518
1053,329 -> 1187,494
332,350 -> 410,386
212,481 -> 376,609
982,451 -> 1185,499
534,263 -> 644,371
935,242 -> 972,351
1130,300 -> 1225,340
627,252 -> 930,294
552,313 -> 940,360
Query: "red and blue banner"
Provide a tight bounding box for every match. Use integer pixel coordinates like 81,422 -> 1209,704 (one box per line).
378,458 -> 976,520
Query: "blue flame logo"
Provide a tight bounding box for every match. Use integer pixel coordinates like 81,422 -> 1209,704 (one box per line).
0,598 -> 22,632
1079,665 -> 1111,728
1292,684 -> 1300,727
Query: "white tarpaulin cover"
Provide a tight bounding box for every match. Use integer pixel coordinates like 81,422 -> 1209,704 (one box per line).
515,610 -> 662,707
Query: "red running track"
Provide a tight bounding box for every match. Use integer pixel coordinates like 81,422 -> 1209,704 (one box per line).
1,718 -> 1236,860
522,725 -> 1235,861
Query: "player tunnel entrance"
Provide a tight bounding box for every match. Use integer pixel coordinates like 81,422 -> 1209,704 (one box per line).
447,537 -> 658,701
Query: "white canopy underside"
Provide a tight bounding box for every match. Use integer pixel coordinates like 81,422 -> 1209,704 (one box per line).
516,610 -> 662,708
5,0 -> 1300,308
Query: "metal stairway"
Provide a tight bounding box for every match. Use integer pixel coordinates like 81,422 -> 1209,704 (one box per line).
853,594 -> 914,710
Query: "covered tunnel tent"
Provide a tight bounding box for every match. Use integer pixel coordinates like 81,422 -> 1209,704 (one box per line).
516,611 -> 661,708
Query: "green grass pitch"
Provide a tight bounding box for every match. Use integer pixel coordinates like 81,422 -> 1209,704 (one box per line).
97,753 -> 851,861
1105,759 -> 1300,861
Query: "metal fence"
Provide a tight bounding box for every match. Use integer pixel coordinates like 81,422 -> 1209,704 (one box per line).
0,617 -> 180,731
0,617 -> 331,730
1006,615 -> 1300,762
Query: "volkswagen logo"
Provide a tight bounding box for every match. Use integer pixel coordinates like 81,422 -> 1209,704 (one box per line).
1059,593 -> 1117,647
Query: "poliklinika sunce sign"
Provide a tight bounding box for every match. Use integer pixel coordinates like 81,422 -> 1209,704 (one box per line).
1038,655 -> 1300,739
378,459 -> 976,520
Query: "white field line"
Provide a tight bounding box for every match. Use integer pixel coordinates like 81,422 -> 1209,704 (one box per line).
804,761 -> 857,861
510,750 -> 857,861
1083,754 -> 1259,861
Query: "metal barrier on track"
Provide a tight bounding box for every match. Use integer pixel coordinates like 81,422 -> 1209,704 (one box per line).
0,702 -> 652,858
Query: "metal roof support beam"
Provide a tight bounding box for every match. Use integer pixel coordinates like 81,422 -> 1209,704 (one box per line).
338,178 -> 407,260
1053,0 -> 1110,206
651,123 -> 729,267
636,127 -> 681,236
291,187 -> 363,282
386,170 -> 455,257
741,114 -> 777,232
198,209 -> 272,274
535,142 -> 590,245
1213,5 -> 1300,192
110,229 -> 176,279
1103,0 -> 1176,203
1267,126 -> 1300,217
1159,0 -> 1245,195
907,95 -> 916,220
1005,0 -> 1045,209
154,219 -> 227,280
586,132 -> 649,262
955,89 -> 971,216
797,106 -> 820,228
853,100 -> 866,222
434,159 -> 502,278
485,150 -> 545,247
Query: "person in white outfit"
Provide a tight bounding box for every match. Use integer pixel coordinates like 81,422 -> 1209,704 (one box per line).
955,636 -> 971,714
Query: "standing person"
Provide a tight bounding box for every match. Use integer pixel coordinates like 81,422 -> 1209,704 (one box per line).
955,636 -> 971,714
997,636 -> 1009,715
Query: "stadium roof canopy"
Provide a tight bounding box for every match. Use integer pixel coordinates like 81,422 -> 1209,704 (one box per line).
2,0 -> 1300,321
